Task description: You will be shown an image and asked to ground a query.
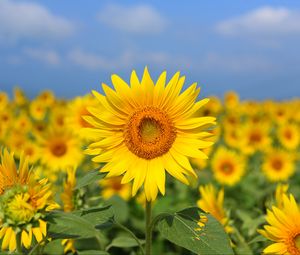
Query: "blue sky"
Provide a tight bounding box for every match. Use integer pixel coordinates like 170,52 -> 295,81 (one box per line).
1,0 -> 300,100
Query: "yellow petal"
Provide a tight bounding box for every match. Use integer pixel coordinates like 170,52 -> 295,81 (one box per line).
263,242 -> 287,254
2,227 -> 12,250
32,228 -> 43,243
9,230 -> 16,252
21,229 -> 32,249
39,219 -> 47,236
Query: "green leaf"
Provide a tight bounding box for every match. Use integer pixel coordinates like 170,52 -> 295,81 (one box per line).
248,235 -> 267,245
47,211 -> 97,239
79,206 -> 115,230
156,207 -> 234,255
75,169 -> 105,190
107,195 -> 129,223
106,236 -> 145,250
42,239 -> 64,255
77,251 -> 110,255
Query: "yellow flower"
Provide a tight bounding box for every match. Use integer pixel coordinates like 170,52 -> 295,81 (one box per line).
39,129 -> 83,171
224,91 -> 239,110
36,90 -> 55,107
0,92 -> 9,110
275,183 -> 289,209
262,149 -> 295,182
211,147 -> 245,186
61,167 -> 77,254
241,123 -> 271,155
29,99 -> 47,121
100,177 -> 131,201
259,194 -> 300,254
197,184 -> 232,233
67,95 -> 98,140
278,123 -> 300,151
83,68 -> 215,201
22,142 -> 41,165
61,167 -> 77,212
0,149 -> 58,252
13,87 -> 27,106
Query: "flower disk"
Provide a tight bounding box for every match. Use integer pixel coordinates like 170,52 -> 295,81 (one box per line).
83,67 -> 216,201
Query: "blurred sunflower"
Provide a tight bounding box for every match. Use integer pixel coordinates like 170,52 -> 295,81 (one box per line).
36,90 -> 55,107
100,176 -> 131,201
22,141 -> 41,165
29,99 -> 47,121
275,183 -> 289,209
211,147 -> 245,186
83,67 -> 215,201
0,92 -> 9,110
13,87 -> 27,106
39,129 -> 83,171
67,95 -> 98,140
262,149 -> 294,182
61,167 -> 77,254
197,184 -> 232,233
0,149 -> 58,252
277,123 -> 300,151
241,123 -> 271,154
224,91 -> 239,110
259,194 -> 300,254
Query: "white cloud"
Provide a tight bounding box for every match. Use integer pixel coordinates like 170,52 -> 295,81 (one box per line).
0,0 -> 74,41
196,53 -> 274,73
24,48 -> 60,65
97,4 -> 167,34
67,48 -> 188,71
216,6 -> 300,37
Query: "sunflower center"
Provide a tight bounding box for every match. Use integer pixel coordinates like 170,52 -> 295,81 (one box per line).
272,158 -> 283,171
220,161 -> 234,175
51,141 -> 67,157
294,234 -> 300,251
124,106 -> 176,160
6,192 -> 35,223
250,132 -> 262,143
285,130 -> 292,140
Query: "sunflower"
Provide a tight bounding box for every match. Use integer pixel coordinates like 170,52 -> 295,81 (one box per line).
262,149 -> 295,182
39,129 -> 83,171
83,68 -> 216,201
259,193 -> 300,254
0,149 -> 58,252
61,167 -> 77,254
37,90 -> 55,107
197,184 -> 232,233
224,91 -> 239,110
241,123 -> 271,155
277,123 -> 300,151
21,141 -> 41,165
67,95 -> 98,140
211,147 -> 245,186
13,87 -> 27,106
29,99 -> 47,121
275,183 -> 289,209
100,176 -> 131,201
0,92 -> 9,110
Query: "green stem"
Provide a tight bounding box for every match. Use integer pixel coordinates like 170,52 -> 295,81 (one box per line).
115,223 -> 145,255
16,233 -> 22,254
145,200 -> 152,255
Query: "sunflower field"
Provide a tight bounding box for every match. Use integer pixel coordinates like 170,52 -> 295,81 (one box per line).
1,68 -> 300,255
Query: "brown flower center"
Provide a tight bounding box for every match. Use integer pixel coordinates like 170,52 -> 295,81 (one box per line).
271,158 -> 283,171
295,234 -> 300,251
249,132 -> 262,143
124,107 -> 176,160
51,142 -> 67,157
220,161 -> 234,175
